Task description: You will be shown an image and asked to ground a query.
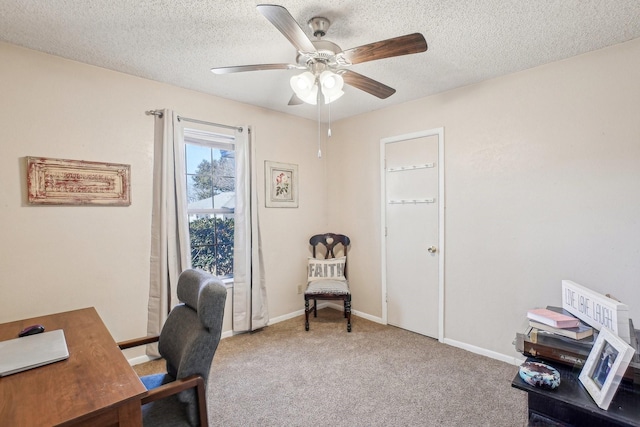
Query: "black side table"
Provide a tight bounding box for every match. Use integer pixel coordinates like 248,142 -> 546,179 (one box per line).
511,358 -> 640,427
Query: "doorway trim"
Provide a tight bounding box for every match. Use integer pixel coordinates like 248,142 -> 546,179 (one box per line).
380,127 -> 445,342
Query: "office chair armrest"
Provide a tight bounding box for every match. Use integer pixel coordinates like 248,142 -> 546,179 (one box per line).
141,375 -> 208,427
117,335 -> 160,350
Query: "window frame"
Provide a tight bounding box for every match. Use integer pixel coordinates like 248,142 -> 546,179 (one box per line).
183,127 -> 236,284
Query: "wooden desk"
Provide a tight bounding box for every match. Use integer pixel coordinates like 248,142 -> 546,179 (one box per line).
512,358 -> 640,427
0,307 -> 146,426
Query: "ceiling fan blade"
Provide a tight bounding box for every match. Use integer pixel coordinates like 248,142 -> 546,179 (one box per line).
256,4 -> 316,53
341,33 -> 427,65
342,70 -> 396,99
211,63 -> 300,74
288,93 -> 303,105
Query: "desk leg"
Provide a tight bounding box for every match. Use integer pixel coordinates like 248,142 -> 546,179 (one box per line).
117,400 -> 142,426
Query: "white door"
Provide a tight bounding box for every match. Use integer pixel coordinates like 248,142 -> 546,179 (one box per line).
382,129 -> 443,339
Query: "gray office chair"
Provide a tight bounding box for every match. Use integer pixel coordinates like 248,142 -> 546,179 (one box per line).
119,269 -> 227,427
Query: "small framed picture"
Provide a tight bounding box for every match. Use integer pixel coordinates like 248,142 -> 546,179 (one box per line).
578,327 -> 635,410
265,161 -> 298,208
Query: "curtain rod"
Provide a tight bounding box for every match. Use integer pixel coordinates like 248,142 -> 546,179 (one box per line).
145,110 -> 243,132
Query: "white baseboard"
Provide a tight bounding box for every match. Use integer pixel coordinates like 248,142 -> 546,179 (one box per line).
323,302 -> 385,324
220,330 -> 235,339
443,338 -> 526,366
128,354 -> 155,366
268,306 -> 314,325
267,304 -> 386,327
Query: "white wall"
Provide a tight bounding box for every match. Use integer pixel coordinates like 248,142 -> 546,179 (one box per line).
2,37 -> 639,364
0,42 -> 325,348
329,38 -> 640,359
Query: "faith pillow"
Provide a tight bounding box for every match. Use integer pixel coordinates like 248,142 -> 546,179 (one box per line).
307,256 -> 346,281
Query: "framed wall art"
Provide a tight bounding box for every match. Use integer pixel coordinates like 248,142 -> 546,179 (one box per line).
578,327 -> 635,410
265,161 -> 298,208
27,156 -> 131,206
562,280 -> 630,343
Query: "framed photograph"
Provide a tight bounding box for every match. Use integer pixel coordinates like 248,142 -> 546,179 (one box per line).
578,327 -> 635,410
27,157 -> 131,206
265,161 -> 298,208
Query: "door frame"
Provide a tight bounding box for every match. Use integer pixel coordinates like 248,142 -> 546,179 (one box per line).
380,128 -> 445,342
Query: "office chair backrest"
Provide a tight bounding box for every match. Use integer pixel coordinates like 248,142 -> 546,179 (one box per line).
158,269 -> 227,425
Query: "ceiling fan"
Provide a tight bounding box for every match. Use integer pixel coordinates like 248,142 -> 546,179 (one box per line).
211,4 -> 428,106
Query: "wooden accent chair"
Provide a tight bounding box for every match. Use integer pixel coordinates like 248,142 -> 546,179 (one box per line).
304,233 -> 352,332
118,269 -> 227,427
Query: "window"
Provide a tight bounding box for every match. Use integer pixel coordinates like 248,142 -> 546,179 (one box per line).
184,128 -> 235,278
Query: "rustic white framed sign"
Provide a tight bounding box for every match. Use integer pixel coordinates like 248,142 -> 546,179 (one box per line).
562,280 -> 630,343
27,157 -> 131,206
265,161 -> 298,208
578,327 -> 635,410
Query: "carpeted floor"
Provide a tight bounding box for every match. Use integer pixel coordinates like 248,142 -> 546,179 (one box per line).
134,309 -> 528,426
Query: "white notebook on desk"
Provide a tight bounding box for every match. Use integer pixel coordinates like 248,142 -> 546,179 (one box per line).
0,329 -> 69,377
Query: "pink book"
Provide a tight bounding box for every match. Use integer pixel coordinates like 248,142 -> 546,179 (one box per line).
526,308 -> 580,328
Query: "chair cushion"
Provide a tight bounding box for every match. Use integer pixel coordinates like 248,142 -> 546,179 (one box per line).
307,256 -> 346,281
305,279 -> 350,295
140,372 -> 175,390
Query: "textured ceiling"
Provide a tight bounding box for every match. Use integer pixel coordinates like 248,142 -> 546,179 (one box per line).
2,1 -> 640,122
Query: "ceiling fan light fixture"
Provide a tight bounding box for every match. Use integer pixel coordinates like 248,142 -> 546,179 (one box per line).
290,70 -> 345,105
319,71 -> 344,103
319,70 -> 340,89
290,72 -> 319,104
302,85 -> 319,105
290,71 -> 319,104
291,71 -> 315,91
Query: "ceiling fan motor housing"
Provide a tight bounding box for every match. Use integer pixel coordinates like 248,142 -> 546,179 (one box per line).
297,39 -> 343,70
308,16 -> 330,37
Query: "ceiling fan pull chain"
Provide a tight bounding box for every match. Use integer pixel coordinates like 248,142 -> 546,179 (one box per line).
328,102 -> 332,138
317,88 -> 322,159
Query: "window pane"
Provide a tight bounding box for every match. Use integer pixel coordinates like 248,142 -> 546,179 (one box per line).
212,150 -> 235,209
215,243 -> 234,276
188,170 -> 214,204
191,244 -> 216,274
187,181 -> 213,208
189,216 -> 215,245
185,144 -> 212,174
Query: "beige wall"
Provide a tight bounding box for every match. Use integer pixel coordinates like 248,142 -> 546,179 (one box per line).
329,37 -> 640,358
0,42 -> 325,348
2,36 -> 639,363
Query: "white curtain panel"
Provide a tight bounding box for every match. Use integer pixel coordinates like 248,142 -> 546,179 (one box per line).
146,109 -> 191,357
147,114 -> 268,345
233,126 -> 269,331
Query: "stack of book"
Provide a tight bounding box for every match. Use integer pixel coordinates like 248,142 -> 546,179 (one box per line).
515,305 -> 640,382
527,306 -> 594,340
516,306 -> 595,369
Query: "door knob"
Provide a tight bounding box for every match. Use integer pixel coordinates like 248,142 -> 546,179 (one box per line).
428,246 -> 437,253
